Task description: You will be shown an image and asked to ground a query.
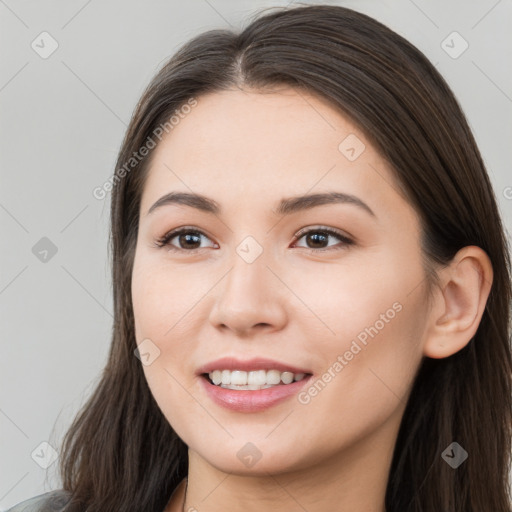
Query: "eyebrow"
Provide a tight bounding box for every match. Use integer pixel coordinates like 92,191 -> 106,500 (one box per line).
146,191 -> 375,218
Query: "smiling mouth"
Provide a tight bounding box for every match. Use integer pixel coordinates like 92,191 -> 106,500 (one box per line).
201,370 -> 312,390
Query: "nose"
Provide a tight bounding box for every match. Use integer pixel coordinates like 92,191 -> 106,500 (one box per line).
208,252 -> 288,337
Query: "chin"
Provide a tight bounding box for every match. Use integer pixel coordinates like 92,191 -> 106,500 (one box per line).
189,434 -> 314,475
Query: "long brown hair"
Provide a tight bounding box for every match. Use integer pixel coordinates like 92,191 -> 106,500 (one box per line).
58,4 -> 512,511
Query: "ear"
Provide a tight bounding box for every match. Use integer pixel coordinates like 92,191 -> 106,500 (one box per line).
423,246 -> 493,359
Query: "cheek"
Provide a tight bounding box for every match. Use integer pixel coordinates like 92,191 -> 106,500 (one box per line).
131,254 -> 204,384
296,248 -> 423,346
297,249 -> 427,436
132,256 -> 203,435
300,276 -> 427,448
131,254 -> 198,341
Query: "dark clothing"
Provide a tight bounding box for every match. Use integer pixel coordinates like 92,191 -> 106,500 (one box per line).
6,490 -> 72,512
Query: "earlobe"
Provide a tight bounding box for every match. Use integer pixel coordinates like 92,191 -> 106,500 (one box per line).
423,246 -> 493,359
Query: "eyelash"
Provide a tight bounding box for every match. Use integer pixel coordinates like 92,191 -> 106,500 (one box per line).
154,226 -> 354,254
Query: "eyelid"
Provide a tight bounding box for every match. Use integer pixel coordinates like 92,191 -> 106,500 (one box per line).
293,225 -> 352,242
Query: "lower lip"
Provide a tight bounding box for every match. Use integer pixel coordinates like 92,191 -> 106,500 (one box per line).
199,374 -> 313,412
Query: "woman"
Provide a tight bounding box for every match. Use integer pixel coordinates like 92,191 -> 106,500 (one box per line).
8,4 -> 511,512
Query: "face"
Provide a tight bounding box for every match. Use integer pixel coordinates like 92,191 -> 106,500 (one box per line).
131,87 -> 430,475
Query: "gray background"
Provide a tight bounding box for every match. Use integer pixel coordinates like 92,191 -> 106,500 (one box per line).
1,0 -> 511,508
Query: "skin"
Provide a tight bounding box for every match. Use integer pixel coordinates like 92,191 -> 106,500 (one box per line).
131,87 -> 493,512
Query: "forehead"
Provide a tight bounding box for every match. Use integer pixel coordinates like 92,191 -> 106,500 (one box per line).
140,87 -> 408,221
156,87 -> 358,164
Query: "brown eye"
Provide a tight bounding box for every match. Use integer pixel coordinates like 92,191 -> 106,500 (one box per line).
303,232 -> 330,249
155,226 -> 353,253
294,227 -> 353,251
175,232 -> 202,249
156,228 -> 217,252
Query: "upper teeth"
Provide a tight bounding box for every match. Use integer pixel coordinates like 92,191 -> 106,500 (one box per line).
208,369 -> 306,386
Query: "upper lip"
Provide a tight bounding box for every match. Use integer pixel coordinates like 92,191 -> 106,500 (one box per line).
196,357 -> 313,375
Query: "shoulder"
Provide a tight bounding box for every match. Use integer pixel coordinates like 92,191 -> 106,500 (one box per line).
5,490 -> 72,512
